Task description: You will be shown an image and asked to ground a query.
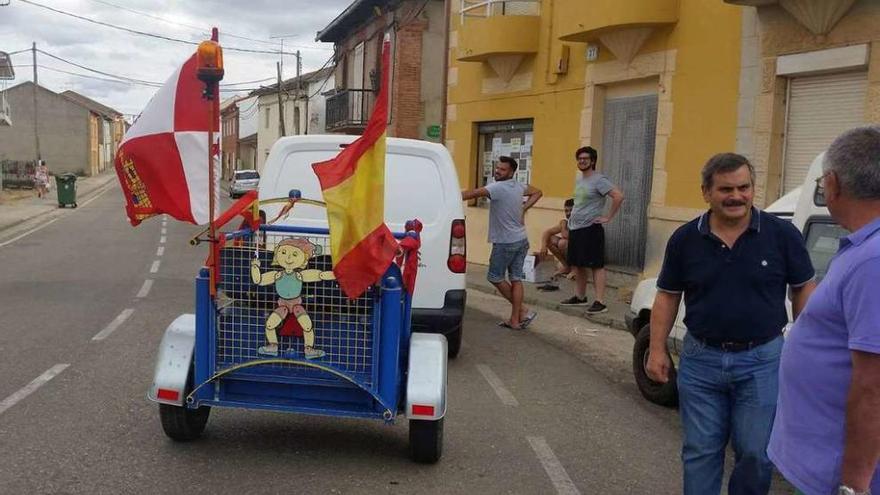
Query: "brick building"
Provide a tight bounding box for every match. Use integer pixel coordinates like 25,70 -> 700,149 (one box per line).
316,0 -> 446,141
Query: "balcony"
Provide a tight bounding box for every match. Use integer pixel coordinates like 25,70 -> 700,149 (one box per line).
723,0 -> 856,35
457,1 -> 540,63
324,88 -> 376,134
456,1 -> 540,81
557,0 -> 678,43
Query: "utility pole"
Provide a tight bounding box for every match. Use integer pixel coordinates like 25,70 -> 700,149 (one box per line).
32,42 -> 41,162
296,50 -> 302,135
276,62 -> 286,137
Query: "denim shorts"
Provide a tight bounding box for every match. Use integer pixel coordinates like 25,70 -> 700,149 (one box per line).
487,238 -> 530,283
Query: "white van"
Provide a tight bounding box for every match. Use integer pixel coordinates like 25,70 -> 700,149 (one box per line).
259,135 -> 467,357
625,153 -> 846,406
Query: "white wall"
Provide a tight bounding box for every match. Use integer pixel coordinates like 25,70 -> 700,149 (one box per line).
307,73 -> 334,134
237,95 -> 259,139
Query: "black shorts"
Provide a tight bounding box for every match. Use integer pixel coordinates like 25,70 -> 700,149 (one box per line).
566,224 -> 605,268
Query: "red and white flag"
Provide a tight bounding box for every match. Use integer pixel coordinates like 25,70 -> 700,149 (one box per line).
114,53 -> 219,226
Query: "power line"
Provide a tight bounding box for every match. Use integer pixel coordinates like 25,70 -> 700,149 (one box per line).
86,0 -> 283,47
34,50 -> 277,88
17,0 -> 330,55
38,49 -> 163,86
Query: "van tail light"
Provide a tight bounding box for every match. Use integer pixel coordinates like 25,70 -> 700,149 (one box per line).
448,219 -> 466,273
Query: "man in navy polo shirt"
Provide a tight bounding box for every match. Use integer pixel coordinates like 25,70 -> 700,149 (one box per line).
769,126 -> 880,495
646,153 -> 816,494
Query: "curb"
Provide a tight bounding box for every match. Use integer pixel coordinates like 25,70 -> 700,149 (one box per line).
0,174 -> 117,238
466,280 -> 629,332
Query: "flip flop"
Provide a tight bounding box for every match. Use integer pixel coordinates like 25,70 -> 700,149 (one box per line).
497,321 -> 524,330
521,311 -> 538,328
537,284 -> 559,291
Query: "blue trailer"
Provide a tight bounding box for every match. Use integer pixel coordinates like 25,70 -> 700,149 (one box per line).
147,222 -> 448,463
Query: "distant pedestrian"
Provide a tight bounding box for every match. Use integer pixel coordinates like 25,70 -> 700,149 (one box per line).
646,152 -> 816,495
462,156 -> 542,329
560,146 -> 624,315
769,126 -> 880,495
34,160 -> 49,199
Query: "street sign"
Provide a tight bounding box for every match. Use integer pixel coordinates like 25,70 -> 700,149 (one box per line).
586,44 -> 600,62
427,124 -> 441,139
0,52 -> 13,80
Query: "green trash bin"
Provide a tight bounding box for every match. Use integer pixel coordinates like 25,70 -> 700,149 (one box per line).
55,173 -> 78,208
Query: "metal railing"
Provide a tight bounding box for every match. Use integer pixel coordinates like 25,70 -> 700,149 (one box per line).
1,160 -> 36,189
460,0 -> 540,22
325,88 -> 376,132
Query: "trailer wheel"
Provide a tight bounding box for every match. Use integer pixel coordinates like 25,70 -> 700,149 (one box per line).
159,372 -> 211,441
409,418 -> 443,463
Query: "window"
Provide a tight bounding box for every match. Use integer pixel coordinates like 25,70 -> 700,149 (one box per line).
294,107 -> 301,135
474,119 -> 534,206
265,107 -> 271,128
803,219 -> 849,282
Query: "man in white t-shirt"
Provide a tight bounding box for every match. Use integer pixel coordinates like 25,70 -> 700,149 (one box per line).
462,156 -> 542,329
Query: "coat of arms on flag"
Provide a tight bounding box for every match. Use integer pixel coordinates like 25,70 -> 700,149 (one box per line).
114,52 -> 220,226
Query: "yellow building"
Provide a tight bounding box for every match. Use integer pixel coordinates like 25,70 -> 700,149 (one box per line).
725,0 -> 880,206
447,0 -> 745,287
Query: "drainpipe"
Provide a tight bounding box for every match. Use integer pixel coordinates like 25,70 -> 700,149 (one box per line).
440,0 -> 450,143
544,0 -> 558,85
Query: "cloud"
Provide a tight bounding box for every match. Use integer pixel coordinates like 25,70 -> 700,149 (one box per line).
0,0 -> 349,115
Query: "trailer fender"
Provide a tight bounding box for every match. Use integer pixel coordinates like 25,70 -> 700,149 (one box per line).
147,314 -> 196,406
406,333 -> 448,420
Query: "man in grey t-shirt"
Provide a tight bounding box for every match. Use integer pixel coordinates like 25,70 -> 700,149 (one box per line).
463,156 -> 542,329
561,146 -> 624,314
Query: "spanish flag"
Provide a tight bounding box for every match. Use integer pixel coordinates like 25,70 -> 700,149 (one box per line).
311,36 -> 397,299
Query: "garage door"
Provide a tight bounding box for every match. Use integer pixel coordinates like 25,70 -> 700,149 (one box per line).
783,71 -> 867,193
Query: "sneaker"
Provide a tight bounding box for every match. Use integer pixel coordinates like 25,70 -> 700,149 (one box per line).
585,301 -> 608,314
560,296 -> 589,306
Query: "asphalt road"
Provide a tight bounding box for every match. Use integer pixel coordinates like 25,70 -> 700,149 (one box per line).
0,183 -> 792,494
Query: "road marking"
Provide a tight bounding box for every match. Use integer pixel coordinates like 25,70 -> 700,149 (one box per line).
161,227 -> 167,235
0,364 -> 70,416
150,260 -> 160,273
159,236 -> 167,244
92,308 -> 134,341
156,246 -> 165,256
476,364 -> 519,406
136,279 -> 153,298
526,436 -> 581,495
0,218 -> 59,248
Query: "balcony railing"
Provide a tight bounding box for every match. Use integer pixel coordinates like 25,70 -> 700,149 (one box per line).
325,88 -> 376,133
460,0 -> 540,23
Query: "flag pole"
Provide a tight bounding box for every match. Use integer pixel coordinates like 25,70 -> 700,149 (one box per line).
197,28 -> 225,295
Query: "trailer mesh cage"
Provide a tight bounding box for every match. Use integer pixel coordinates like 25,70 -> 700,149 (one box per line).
215,227 -> 377,387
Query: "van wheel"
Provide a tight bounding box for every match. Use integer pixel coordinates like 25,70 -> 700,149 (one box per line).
447,327 -> 462,359
633,323 -> 678,407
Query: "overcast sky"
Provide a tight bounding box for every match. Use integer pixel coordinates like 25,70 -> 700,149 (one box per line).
0,0 -> 350,117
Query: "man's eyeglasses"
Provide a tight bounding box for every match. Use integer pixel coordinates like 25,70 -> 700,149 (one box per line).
813,171 -> 831,207
814,171 -> 832,189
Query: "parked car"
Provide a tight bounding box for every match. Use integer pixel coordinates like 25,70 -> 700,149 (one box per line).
625,153 -> 847,407
259,135 -> 467,358
229,169 -> 260,198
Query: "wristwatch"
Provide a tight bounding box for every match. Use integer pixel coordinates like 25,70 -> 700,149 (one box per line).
839,485 -> 871,495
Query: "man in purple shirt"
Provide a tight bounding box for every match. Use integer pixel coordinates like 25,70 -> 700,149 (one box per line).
769,126 -> 880,495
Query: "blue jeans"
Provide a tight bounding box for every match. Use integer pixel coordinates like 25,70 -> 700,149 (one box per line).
677,333 -> 783,495
487,239 -> 529,283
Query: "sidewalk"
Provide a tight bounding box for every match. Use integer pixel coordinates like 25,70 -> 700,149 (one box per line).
466,262 -> 632,332
0,171 -> 118,235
